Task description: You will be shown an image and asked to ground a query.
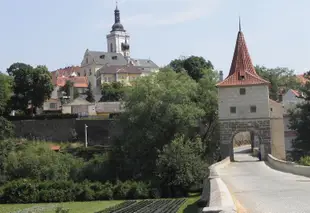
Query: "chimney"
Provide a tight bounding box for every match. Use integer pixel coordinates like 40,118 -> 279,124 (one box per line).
219,71 -> 223,82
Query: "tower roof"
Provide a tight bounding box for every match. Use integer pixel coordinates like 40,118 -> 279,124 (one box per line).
217,24 -> 269,87
111,3 -> 125,32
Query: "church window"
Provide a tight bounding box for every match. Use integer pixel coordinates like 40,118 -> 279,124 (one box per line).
86,57 -> 88,64
89,69 -> 92,76
110,43 -> 113,52
230,106 -> 236,114
240,88 -> 246,95
250,105 -> 257,113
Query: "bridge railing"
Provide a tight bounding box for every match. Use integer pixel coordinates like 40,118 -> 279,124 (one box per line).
267,154 -> 310,178
199,157 -> 237,213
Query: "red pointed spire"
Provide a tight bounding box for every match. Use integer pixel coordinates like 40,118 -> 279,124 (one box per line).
217,22 -> 269,87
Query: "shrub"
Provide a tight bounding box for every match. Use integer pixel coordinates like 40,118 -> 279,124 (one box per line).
0,179 -> 151,203
6,113 -> 78,121
299,156 -> 310,166
6,144 -> 84,182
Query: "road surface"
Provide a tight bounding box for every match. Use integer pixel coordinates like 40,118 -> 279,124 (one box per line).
218,146 -> 310,213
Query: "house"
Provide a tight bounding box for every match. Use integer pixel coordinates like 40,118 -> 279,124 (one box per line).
62,97 -> 96,116
97,64 -> 143,85
95,102 -> 124,118
56,73 -> 89,95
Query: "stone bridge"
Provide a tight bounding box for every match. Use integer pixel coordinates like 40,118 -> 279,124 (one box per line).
203,145 -> 310,213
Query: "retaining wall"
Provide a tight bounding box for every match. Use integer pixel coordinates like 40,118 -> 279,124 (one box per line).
267,154 -> 310,178
12,119 -> 121,145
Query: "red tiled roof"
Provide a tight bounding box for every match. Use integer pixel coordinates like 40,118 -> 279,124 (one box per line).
296,74 -> 308,85
50,145 -> 61,151
57,76 -> 88,88
217,30 -> 270,87
51,66 -> 80,85
291,89 -> 301,97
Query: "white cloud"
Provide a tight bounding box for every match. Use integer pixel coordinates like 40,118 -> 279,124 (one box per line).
98,0 -> 221,29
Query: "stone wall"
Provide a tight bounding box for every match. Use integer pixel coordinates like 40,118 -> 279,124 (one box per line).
219,119 -> 271,161
12,119 -> 121,145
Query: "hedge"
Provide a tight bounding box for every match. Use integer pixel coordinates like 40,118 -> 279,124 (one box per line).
6,113 -> 78,121
0,179 -> 152,203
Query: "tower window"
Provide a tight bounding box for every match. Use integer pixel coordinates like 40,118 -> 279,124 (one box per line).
250,105 -> 257,113
240,88 -> 246,95
110,43 -> 113,52
230,106 -> 236,114
86,57 -> 88,64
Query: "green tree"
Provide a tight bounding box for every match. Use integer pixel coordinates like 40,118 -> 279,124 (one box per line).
288,71 -> 310,160
85,82 -> 95,103
156,135 -> 206,197
60,80 -> 79,101
255,66 -> 300,101
0,72 -> 13,115
100,82 -> 126,102
7,63 -> 54,114
111,68 -> 206,180
169,56 -> 214,81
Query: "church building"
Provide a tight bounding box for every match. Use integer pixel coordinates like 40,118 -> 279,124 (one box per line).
78,4 -> 159,93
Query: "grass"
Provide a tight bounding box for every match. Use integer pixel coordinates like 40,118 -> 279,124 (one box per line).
177,193 -> 200,213
0,200 -> 123,213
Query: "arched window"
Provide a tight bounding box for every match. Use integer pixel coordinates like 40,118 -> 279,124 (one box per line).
110,43 -> 113,52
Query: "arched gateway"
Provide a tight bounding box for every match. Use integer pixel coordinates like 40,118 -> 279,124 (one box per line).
216,24 -> 286,161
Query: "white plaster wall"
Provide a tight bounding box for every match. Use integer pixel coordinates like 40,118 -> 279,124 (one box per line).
282,90 -> 301,105
106,31 -> 130,55
62,105 -> 71,114
218,85 -> 270,119
88,104 -> 96,115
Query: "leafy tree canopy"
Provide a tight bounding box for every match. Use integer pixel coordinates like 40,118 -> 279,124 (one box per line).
0,73 -> 13,115
112,67 -> 219,180
7,63 -> 54,114
59,80 -> 79,101
85,82 -> 95,103
100,82 -> 127,102
169,56 -> 214,81
288,71 -> 310,160
255,66 -> 301,101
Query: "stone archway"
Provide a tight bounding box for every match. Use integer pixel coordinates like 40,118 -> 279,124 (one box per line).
219,119 -> 271,161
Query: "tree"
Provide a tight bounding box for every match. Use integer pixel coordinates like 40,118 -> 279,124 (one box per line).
288,71 -> 310,160
7,63 -> 54,115
111,68 -> 211,181
85,82 -> 95,103
156,135 -> 206,197
169,56 -> 214,81
255,66 -> 300,101
100,82 -> 126,102
59,80 -> 79,101
0,73 -> 13,115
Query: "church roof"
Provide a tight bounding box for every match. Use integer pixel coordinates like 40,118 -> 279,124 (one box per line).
217,27 -> 269,87
98,64 -> 142,74
85,51 -> 128,66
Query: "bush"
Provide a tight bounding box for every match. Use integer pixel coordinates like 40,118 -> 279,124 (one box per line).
6,144 -> 84,182
299,156 -> 310,166
6,113 -> 78,121
0,179 -> 152,203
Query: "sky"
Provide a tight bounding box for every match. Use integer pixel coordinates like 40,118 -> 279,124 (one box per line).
1,0 -> 310,76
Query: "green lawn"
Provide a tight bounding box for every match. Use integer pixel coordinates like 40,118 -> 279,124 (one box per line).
177,193 -> 200,213
0,200 -> 122,213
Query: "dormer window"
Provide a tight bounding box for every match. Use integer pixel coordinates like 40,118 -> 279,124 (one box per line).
238,75 -> 245,80
112,56 -> 117,60
100,55 -> 105,59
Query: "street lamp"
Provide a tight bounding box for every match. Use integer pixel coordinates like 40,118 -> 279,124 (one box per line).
85,124 -> 88,148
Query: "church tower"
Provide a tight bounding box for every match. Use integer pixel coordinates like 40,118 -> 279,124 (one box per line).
106,3 -> 130,58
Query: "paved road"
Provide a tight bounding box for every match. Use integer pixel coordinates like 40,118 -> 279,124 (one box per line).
218,146 -> 310,213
